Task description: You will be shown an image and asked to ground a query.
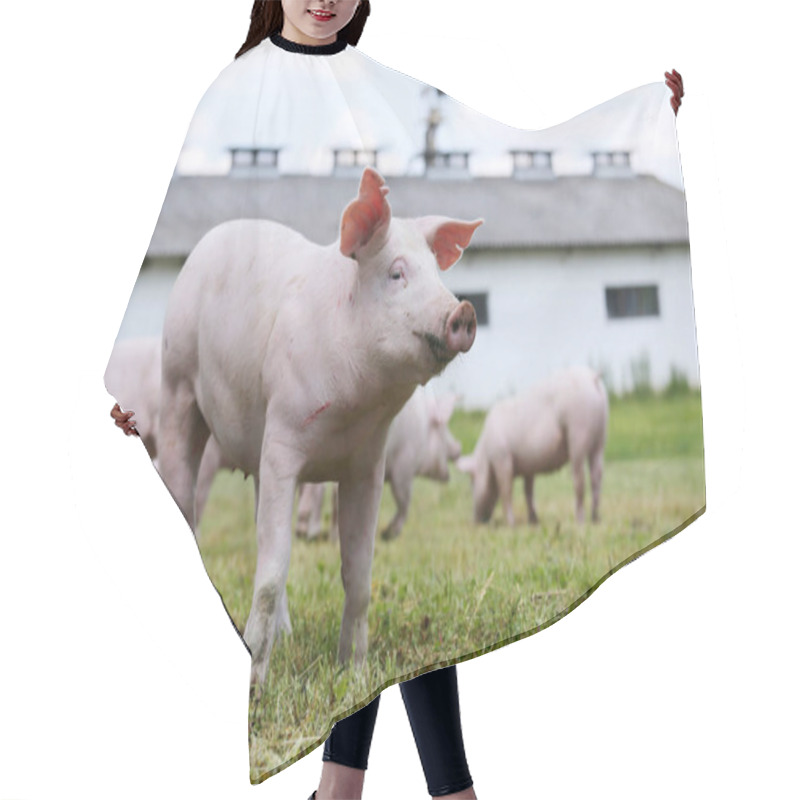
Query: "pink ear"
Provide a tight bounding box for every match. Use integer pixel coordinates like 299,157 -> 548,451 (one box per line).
339,167 -> 392,258
419,217 -> 483,271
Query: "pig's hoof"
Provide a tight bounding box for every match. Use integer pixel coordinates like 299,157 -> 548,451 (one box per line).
380,525 -> 401,541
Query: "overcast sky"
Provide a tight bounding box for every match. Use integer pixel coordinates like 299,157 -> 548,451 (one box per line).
176,42 -> 682,189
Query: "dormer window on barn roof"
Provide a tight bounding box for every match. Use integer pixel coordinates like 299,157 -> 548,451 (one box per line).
333,148 -> 378,177
424,150 -> 471,180
229,147 -> 280,178
591,150 -> 634,178
510,150 -> 555,180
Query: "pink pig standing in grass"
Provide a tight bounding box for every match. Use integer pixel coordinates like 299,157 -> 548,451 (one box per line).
458,366 -> 608,527
157,167 -> 481,683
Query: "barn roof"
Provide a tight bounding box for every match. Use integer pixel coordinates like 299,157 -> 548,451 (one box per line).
146,173 -> 689,260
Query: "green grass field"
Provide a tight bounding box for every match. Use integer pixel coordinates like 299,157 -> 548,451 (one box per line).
195,392 -> 705,781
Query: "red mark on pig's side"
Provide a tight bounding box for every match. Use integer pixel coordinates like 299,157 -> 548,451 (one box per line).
302,401 -> 332,428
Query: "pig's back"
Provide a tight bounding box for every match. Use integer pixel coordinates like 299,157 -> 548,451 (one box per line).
163,218 -> 314,376
174,219 -> 311,320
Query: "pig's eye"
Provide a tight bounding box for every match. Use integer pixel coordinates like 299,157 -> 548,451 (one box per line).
389,260 -> 407,282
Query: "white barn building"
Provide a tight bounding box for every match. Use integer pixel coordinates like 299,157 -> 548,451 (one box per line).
118,149 -> 696,409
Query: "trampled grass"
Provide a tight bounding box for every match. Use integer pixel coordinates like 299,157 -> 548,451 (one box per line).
194,392 -> 704,780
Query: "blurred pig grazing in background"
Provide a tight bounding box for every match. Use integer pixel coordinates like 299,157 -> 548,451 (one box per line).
297,388 -> 462,543
381,388 -> 461,541
458,366 -> 608,526
105,336 -> 232,533
104,337 -> 162,461
295,481 -> 333,542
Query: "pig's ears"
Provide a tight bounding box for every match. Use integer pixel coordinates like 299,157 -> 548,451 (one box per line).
340,167 -> 392,258
418,217 -> 483,271
456,455 -> 476,475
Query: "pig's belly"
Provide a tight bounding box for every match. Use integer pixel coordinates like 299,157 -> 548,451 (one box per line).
211,413 -> 266,477
196,365 -> 395,481
196,375 -> 267,477
297,457 -> 351,484
515,427 -> 568,475
194,290 -> 277,475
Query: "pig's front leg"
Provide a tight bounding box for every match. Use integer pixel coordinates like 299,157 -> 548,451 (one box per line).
254,480 -> 292,639
330,484 -> 340,546
494,454 -> 516,526
193,437 -> 225,536
307,483 -> 326,540
589,448 -> 604,524
157,380 -> 211,531
571,456 -> 586,524
245,444 -> 297,684
295,483 -> 321,539
336,460 -> 385,666
381,464 -> 414,541
524,474 -> 539,525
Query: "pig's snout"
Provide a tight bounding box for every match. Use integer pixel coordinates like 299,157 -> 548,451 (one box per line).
445,301 -> 476,354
